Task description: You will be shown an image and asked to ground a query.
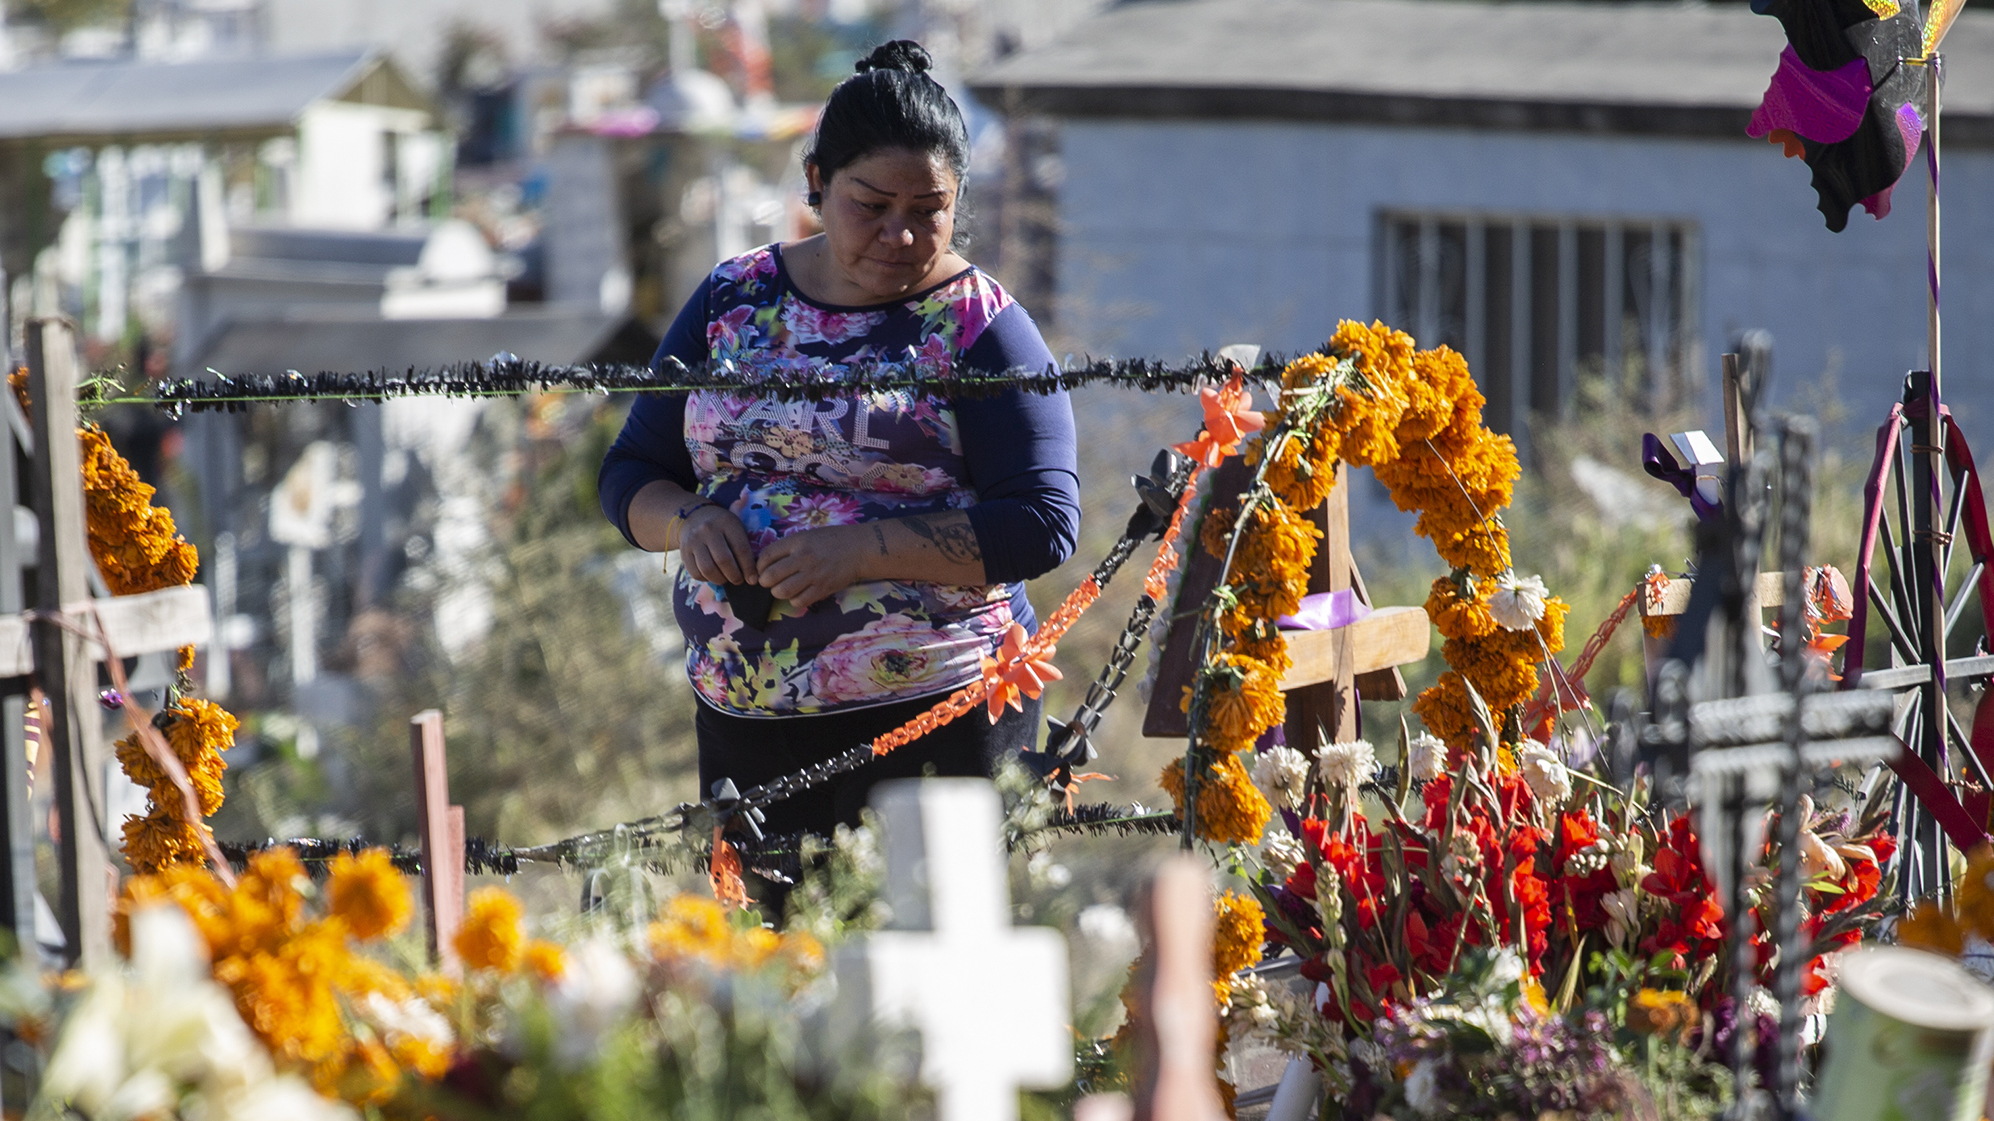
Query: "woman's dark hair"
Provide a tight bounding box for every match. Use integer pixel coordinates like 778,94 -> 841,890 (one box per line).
805,40 -> 971,208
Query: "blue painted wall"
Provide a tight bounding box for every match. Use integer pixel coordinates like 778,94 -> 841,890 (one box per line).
1049,118 -> 1971,441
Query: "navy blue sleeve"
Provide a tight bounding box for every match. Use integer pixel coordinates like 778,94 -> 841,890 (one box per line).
954,302 -> 1081,584
598,278 -> 711,547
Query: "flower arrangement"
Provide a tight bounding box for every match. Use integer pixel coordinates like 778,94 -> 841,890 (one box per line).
1138,324 -> 1896,1116
22,845 -> 919,1121
1238,735 -> 1895,1110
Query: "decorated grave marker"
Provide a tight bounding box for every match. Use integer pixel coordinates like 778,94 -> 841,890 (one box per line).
2,321 -> 218,968
830,779 -> 1069,1121
1142,404 -> 1430,751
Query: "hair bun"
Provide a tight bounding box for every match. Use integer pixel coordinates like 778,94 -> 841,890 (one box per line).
856,40 -> 933,76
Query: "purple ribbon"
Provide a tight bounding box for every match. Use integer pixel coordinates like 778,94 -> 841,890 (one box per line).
1277,588 -> 1372,631
1642,432 -> 1723,522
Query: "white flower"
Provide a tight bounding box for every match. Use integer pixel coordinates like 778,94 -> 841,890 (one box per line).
1262,829 -> 1307,881
1403,1058 -> 1443,1115
1517,739 -> 1572,807
359,991 -> 455,1051
544,936 -> 641,1069
1602,888 -> 1640,948
1317,739 -> 1378,790
1406,732 -> 1447,782
1253,745 -> 1312,808
42,903 -> 358,1121
1610,835 -> 1647,886
1077,904 -> 1138,951
1564,838 -> 1613,877
1800,830 -> 1847,881
209,1075 -> 361,1121
1489,572 -> 1550,631
41,977 -> 128,1113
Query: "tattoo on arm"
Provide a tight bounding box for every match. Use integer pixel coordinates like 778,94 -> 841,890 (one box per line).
902,514 -> 983,564
872,524 -> 889,556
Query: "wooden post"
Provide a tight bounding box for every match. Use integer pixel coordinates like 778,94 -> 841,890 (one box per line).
1285,465 -> 1359,751
25,320 -> 111,970
0,386 -> 35,952
409,710 -> 464,973
1130,857 -> 1226,1121
1721,353 -> 1744,469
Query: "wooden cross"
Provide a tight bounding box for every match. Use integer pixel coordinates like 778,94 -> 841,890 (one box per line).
409,709 -> 466,973
830,779 -> 1070,1121
1143,457 -> 1430,749
0,320 -> 218,969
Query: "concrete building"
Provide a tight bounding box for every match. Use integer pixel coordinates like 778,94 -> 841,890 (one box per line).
971,0 -> 1994,448
0,50 -> 450,351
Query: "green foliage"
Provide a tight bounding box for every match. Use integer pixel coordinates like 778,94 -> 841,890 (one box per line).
782,813 -> 890,942
1582,949 -> 1736,1121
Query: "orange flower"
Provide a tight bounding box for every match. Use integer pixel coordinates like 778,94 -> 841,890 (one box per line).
1174,373 -> 1265,468
980,621 -> 1063,721
455,887 -> 525,972
326,848 -> 411,941
1160,751 -> 1273,844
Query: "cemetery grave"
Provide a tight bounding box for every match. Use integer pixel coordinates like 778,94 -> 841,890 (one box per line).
7,6 -> 1994,1113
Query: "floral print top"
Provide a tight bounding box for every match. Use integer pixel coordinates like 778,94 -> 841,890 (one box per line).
599,244 -> 1079,718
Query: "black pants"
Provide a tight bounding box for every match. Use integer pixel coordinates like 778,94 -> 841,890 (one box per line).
695,692 -> 1043,837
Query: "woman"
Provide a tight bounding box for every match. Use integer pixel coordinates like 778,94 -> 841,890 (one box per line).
598,40 -> 1080,836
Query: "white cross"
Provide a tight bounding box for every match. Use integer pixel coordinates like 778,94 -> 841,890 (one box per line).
832,779 -> 1071,1121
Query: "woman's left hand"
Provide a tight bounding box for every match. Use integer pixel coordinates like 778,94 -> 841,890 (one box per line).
755,525 -> 876,609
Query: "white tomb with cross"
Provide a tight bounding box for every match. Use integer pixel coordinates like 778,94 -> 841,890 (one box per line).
832,779 -> 1071,1121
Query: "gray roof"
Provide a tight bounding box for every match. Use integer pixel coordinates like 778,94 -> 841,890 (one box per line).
971,0 -> 1994,139
185,308 -> 633,379
0,50 -> 394,143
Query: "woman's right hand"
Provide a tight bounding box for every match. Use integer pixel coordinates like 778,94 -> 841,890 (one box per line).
678,504 -> 758,584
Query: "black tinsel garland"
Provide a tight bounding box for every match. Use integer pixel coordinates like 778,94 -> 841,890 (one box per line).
140,352 -> 1289,413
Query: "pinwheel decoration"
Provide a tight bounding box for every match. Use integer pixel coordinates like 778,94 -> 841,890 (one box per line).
1747,0 -> 1957,231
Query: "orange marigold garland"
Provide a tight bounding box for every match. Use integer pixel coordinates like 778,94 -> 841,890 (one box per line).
116,697 -> 237,874
10,369 -> 238,872
1169,322 -> 1570,836
80,425 -> 199,597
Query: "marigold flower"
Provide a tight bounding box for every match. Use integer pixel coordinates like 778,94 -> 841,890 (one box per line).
525,939 -> 568,982
1627,988 -> 1694,1040
649,894 -> 735,966
1898,902 -> 1966,956
1212,891 -> 1266,1004
455,887 -> 525,972
1196,655 -> 1287,752
1161,751 -> 1273,845
326,848 -> 411,941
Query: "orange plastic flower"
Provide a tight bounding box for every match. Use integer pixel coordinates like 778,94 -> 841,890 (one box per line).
1173,374 -> 1265,468
980,621 -> 1063,721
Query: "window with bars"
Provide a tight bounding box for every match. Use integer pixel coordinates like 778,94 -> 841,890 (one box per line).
1378,213 -> 1699,454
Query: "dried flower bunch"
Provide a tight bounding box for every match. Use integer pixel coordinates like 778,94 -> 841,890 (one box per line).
8,370 -> 241,874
